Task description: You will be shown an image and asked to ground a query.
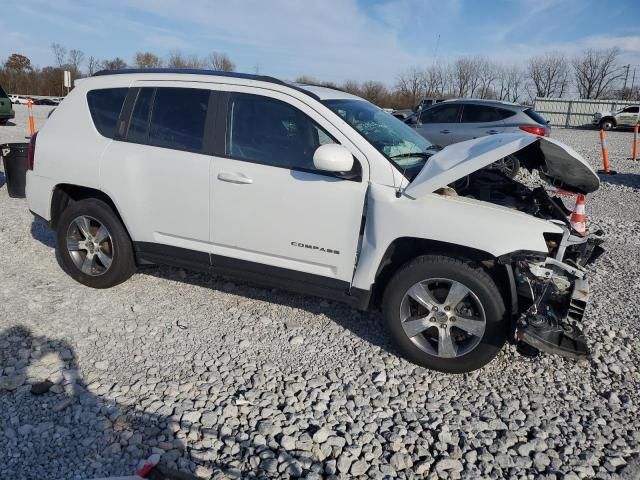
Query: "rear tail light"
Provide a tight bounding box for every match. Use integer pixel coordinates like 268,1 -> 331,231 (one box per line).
27,131 -> 37,170
519,125 -> 548,136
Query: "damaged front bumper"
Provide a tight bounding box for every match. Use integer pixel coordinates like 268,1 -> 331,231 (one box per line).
500,228 -> 604,360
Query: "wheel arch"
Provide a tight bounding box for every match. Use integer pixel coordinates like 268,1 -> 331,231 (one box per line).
369,236 -> 514,314
50,184 -> 130,236
600,116 -> 617,128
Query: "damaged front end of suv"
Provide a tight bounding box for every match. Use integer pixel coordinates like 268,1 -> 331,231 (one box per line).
499,228 -> 604,359
404,133 -> 605,360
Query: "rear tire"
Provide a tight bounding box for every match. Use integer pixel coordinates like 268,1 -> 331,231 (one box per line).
382,255 -> 507,373
56,198 -> 136,288
600,119 -> 614,131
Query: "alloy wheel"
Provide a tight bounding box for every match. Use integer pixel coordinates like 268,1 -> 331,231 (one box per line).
66,215 -> 114,276
399,278 -> 487,358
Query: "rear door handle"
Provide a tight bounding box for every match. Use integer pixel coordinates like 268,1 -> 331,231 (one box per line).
440,129 -> 450,134
486,130 -> 499,134
217,172 -> 253,184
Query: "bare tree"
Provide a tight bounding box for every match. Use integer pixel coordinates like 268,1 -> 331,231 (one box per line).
67,49 -> 85,75
528,52 -> 570,98
395,67 -> 425,107
101,57 -> 127,70
166,50 -> 203,69
295,75 -> 319,84
205,52 -> 235,71
451,57 -> 479,97
51,43 -> 67,68
341,80 -> 361,96
573,48 -> 622,99
135,52 -> 163,69
360,81 -> 388,106
87,56 -> 101,76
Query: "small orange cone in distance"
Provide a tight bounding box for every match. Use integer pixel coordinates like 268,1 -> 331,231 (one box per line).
27,99 -> 35,137
570,194 -> 587,236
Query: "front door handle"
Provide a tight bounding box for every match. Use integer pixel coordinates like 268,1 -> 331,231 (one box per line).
486,130 -> 499,134
217,172 -> 253,184
440,129 -> 450,134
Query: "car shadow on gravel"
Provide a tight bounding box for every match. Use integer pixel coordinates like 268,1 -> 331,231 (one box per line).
30,215 -> 56,248
598,172 -> 640,189
140,264 -> 400,358
0,171 -> 5,189
0,324 -> 253,479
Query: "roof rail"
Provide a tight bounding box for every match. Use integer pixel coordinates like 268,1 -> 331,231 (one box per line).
91,68 -> 320,101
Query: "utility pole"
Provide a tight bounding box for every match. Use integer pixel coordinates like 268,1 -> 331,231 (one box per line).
631,68 -> 637,100
623,64 -> 631,96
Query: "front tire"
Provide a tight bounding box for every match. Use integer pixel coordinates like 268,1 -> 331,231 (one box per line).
382,255 -> 507,373
56,198 -> 136,288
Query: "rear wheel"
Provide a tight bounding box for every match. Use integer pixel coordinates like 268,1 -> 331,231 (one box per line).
382,255 -> 507,373
600,119 -> 614,131
56,198 -> 136,288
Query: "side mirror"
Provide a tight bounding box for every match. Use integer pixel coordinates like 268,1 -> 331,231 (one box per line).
313,144 -> 354,172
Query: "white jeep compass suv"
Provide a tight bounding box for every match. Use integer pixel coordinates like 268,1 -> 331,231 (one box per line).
26,69 -> 604,373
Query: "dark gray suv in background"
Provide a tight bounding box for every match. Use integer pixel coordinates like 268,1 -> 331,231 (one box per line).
407,99 -> 550,177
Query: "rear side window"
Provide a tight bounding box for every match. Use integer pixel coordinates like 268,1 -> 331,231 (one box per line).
420,104 -> 461,123
495,108 -> 517,120
461,105 -> 503,123
0,84 -> 7,98
148,88 -> 210,152
127,88 -> 154,143
87,88 -> 128,138
524,108 -> 548,125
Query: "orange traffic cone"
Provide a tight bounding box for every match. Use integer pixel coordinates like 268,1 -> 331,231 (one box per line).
570,194 -> 586,236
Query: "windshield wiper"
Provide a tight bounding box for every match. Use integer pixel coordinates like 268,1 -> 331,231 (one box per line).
390,152 -> 432,160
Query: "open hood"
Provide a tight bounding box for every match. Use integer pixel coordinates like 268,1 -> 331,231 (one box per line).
404,133 -> 600,199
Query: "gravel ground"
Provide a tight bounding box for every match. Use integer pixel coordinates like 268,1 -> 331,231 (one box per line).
1,104 -> 639,479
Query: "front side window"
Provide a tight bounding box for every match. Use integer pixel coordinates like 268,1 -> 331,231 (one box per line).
420,104 -> 461,124
461,105 -> 503,123
622,106 -> 639,114
87,88 -> 128,138
324,99 -> 437,180
148,87 -> 210,152
226,93 -> 334,171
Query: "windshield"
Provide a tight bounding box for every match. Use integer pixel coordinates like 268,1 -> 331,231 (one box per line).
323,99 -> 437,180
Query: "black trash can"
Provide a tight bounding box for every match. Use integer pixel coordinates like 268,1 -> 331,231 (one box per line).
1,142 -> 29,198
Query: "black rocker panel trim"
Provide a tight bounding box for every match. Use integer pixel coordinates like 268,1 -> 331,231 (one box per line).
134,242 -> 371,309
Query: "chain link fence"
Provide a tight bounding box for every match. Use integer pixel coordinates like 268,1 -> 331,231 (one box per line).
533,97 -> 640,128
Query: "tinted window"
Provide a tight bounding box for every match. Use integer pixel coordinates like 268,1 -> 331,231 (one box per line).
524,108 -> 548,125
420,104 -> 461,123
149,88 -> 210,152
461,105 -> 503,123
0,84 -> 7,98
227,93 -> 335,171
623,106 -> 639,113
127,88 -> 154,143
495,107 -> 517,119
87,88 -> 128,138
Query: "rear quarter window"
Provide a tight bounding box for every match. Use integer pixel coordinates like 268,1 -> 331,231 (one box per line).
87,88 -> 128,138
0,84 -> 7,98
495,108 -> 517,120
524,108 -> 548,125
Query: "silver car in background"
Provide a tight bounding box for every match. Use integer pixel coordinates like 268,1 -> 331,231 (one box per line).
407,99 -> 550,177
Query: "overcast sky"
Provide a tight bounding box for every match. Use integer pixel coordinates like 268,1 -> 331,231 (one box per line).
1,0 -> 639,84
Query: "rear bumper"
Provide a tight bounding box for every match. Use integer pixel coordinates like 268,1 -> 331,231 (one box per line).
25,171 -> 55,222
0,110 -> 15,120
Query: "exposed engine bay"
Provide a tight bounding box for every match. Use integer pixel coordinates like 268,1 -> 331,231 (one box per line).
447,169 -> 573,224
436,169 -> 605,360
